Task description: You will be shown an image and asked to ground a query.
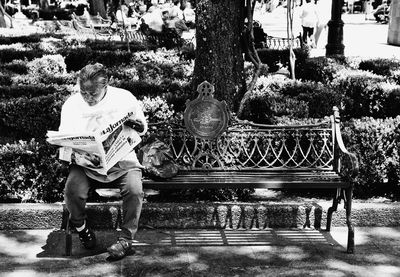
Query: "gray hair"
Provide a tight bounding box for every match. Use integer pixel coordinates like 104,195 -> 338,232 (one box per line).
78,63 -> 108,89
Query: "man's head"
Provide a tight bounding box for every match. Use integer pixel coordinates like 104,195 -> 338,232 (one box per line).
78,63 -> 108,106
162,10 -> 170,21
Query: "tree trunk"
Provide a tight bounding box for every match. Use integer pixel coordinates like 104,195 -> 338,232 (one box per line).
193,0 -> 245,112
388,0 -> 400,46
89,0 -> 107,18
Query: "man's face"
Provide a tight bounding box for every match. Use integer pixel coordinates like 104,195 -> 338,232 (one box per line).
80,80 -> 107,106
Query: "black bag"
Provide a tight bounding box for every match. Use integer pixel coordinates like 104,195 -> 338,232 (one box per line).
138,137 -> 179,180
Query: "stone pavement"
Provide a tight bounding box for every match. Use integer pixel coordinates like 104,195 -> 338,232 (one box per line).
0,227 -> 400,277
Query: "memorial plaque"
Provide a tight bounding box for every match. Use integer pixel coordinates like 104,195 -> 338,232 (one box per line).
184,81 -> 229,140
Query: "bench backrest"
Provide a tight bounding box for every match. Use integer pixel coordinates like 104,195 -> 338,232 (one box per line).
144,81 -> 338,172
146,120 -> 335,172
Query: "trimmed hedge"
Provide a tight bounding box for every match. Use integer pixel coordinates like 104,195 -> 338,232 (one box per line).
359,58 -> 400,77
61,48 -> 136,72
294,56 -> 346,83
0,140 -> 67,203
0,49 -> 45,63
0,93 -> 66,139
332,72 -> 400,118
0,34 -> 64,45
343,117 -> 400,199
0,84 -> 71,100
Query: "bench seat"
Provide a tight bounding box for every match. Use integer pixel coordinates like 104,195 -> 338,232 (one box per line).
141,171 -> 348,189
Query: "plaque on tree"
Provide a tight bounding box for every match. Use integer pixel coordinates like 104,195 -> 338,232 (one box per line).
184,81 -> 229,140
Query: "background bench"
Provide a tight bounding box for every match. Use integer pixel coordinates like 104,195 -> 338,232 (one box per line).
119,28 -> 185,50
62,81 -> 358,255
263,34 -> 303,50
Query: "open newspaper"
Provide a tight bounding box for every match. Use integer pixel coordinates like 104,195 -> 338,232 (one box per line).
46,110 -> 141,175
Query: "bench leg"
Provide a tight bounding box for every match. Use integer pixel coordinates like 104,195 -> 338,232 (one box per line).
62,208 -> 72,256
326,188 -> 340,232
345,187 -> 355,254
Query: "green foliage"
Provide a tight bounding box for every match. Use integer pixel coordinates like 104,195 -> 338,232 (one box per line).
0,33 -> 64,45
140,96 -> 175,123
0,93 -> 66,139
0,73 -> 12,86
27,54 -> 67,79
332,70 -> 400,118
62,48 -> 135,72
358,58 -> 400,77
0,49 -> 44,63
279,81 -> 346,118
0,84 -> 71,100
0,140 -> 67,203
0,60 -> 29,75
294,56 -> 346,83
343,117 -> 400,199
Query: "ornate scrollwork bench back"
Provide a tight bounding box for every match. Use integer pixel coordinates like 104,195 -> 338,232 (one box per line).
142,81 -> 358,191
146,118 -> 335,172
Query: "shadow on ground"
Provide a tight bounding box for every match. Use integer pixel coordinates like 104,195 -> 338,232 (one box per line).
0,227 -> 399,276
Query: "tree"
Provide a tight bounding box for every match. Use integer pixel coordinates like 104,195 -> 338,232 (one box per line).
193,0 -> 246,111
286,0 -> 296,79
237,0 -> 265,117
89,0 -> 107,18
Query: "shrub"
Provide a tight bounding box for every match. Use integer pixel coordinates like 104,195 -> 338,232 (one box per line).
139,96 -> 175,123
332,70 -> 400,118
358,58 -> 400,77
0,140 -> 67,203
111,79 -> 192,112
27,54 -> 67,82
238,76 -> 281,123
62,48 -> 135,71
0,93 -> 66,139
62,47 -> 94,71
0,33 -> 61,45
269,96 -> 308,118
0,60 -> 29,75
0,84 -> 71,100
343,117 -> 400,199
0,49 -> 44,63
294,56 -> 346,83
0,73 -> 12,86
279,81 -> 346,118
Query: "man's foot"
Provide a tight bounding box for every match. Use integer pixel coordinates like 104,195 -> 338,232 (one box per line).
107,238 -> 135,260
77,226 -> 96,249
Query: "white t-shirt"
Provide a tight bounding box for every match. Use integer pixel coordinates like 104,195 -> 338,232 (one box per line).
300,2 -> 319,28
183,7 -> 195,23
59,86 -> 148,182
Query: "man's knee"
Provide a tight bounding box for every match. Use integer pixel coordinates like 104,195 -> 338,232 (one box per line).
121,170 -> 143,197
64,166 -> 89,200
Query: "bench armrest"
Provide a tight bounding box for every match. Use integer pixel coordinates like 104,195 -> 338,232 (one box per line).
334,119 -> 359,179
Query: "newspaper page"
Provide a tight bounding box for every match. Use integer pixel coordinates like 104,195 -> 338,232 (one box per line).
46,110 -> 141,175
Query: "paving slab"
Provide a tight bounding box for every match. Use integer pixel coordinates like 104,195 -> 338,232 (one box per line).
1,227 -> 400,277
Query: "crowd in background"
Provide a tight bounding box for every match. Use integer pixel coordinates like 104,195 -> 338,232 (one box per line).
109,0 -> 195,37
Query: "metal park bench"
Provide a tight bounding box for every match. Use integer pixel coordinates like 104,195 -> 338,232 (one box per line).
62,81 -> 358,255
263,34 -> 303,50
70,14 -> 114,41
119,27 -> 185,49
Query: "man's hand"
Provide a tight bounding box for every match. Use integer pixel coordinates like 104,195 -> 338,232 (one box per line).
124,119 -> 145,133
